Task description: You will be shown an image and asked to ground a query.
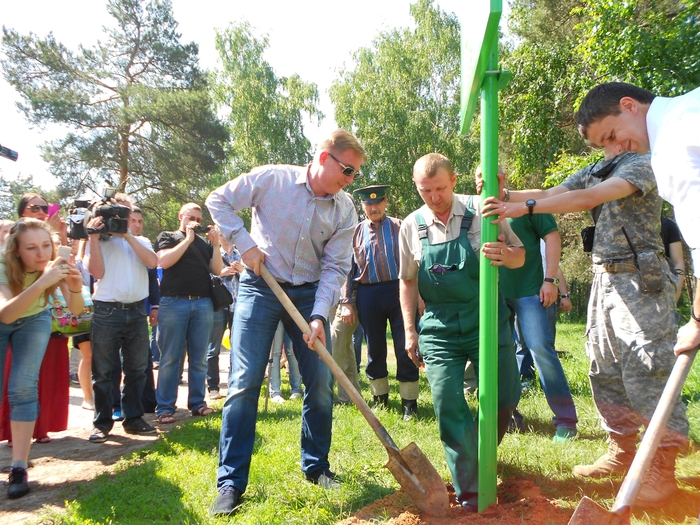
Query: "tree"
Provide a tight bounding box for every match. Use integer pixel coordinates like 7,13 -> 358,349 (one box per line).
330,0 -> 478,218
211,22 -> 323,178
1,0 -> 229,214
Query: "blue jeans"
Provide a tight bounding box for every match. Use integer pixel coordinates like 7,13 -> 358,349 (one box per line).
217,273 -> 334,492
0,309 -> 51,421
270,321 -> 302,396
507,295 -> 577,429
207,309 -> 229,391
156,296 -> 213,416
91,301 -> 149,431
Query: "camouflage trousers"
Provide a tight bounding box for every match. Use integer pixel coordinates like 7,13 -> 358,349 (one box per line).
586,267 -> 689,448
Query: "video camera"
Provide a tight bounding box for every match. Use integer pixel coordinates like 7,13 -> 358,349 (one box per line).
68,187 -> 131,240
0,143 -> 19,162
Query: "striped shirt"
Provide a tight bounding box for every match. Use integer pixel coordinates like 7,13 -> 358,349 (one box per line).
206,164 -> 357,319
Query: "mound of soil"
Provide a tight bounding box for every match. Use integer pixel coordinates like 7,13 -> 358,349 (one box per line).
338,477 -> 571,525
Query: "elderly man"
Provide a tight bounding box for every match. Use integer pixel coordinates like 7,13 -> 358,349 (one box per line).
398,153 -> 523,512
575,82 -> 700,355
343,184 -> 419,420
482,148 -> 689,507
206,129 -> 364,516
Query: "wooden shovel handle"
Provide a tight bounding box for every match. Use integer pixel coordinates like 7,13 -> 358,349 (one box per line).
259,264 -> 400,451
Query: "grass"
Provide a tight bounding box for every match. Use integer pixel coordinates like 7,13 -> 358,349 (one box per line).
33,321 -> 700,525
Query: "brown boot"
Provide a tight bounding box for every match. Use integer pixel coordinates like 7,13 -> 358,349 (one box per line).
635,447 -> 679,507
573,434 -> 636,478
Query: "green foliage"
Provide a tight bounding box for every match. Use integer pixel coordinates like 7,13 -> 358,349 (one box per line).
212,22 -> 322,178
1,0 -> 229,209
330,0 -> 478,218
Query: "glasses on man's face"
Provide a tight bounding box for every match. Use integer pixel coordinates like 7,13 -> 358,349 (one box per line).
428,263 -> 458,275
326,152 -> 361,179
186,216 -> 202,223
27,204 -> 49,214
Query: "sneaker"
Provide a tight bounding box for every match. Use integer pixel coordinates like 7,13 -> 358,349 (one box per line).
112,409 -> 124,422
89,428 -> 108,443
209,390 -> 225,400
289,391 -> 303,400
7,467 -> 29,499
553,427 -> 577,443
123,418 -> 157,435
209,486 -> 242,516
270,394 -> 285,404
305,468 -> 341,489
69,373 -> 80,387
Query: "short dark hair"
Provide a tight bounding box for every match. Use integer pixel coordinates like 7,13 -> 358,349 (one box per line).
17,193 -> 46,218
576,82 -> 656,136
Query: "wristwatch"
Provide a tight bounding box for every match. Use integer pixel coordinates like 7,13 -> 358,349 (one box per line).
525,199 -> 536,217
560,293 -> 570,299
544,277 -> 560,286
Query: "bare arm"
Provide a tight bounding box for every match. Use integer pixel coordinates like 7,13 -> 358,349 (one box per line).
206,227 -> 223,275
158,228 -> 195,269
557,267 -> 573,312
675,279 -> 700,355
540,230 -> 561,308
400,278 -> 421,367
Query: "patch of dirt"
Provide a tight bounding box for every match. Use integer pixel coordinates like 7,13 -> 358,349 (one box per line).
338,478 -> 571,525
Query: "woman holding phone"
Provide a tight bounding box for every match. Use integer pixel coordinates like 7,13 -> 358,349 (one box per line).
0,194 -> 72,445
0,219 -> 83,497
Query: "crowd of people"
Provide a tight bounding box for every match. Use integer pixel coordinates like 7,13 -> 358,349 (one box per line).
0,81 -> 698,519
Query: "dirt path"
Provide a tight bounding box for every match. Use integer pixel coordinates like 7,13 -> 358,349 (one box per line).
0,352 -> 230,525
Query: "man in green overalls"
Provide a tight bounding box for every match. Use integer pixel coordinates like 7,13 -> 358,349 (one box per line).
398,153 -> 523,511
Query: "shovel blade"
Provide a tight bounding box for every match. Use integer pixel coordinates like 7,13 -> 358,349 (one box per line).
384,442 -> 450,517
568,497 -> 630,525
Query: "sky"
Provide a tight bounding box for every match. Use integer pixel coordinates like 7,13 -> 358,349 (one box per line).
0,0 -> 504,191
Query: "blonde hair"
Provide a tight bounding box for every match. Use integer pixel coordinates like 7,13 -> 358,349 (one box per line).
318,130 -> 367,163
413,153 -> 454,179
179,203 -> 201,216
4,219 -> 57,304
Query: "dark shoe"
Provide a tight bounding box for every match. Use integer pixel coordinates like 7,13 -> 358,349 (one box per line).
69,373 -> 80,387
372,393 -> 389,410
209,486 -> 242,516
7,467 -> 29,499
89,428 -> 108,443
305,468 -> 341,489
112,409 -> 124,422
458,492 -> 478,513
123,418 -> 157,435
401,398 -> 418,421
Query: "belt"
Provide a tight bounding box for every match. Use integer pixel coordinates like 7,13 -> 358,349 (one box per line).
175,295 -> 207,300
277,281 -> 318,289
593,261 -> 637,274
94,299 -> 144,310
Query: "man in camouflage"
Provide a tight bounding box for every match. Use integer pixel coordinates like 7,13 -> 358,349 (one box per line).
481,150 -> 689,507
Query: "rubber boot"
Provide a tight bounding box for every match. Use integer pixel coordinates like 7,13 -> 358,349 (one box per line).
572,434 -> 636,478
635,447 -> 679,507
372,393 -> 389,409
401,398 -> 418,421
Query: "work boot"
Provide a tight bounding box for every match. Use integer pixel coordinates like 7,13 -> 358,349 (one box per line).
573,434 -> 636,478
401,398 -> 418,421
372,394 -> 389,409
636,447 -> 679,507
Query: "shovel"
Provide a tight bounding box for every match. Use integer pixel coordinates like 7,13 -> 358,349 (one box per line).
259,264 -> 451,517
568,348 -> 698,525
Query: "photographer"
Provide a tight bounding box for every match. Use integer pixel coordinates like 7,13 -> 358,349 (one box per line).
84,193 -> 158,443
154,203 -> 222,424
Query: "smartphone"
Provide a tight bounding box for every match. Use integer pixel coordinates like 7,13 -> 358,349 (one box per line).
48,203 -> 60,216
58,245 -> 71,261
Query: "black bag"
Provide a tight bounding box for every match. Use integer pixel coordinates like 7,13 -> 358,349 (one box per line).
190,241 -> 234,312
581,226 -> 595,253
210,275 -> 234,312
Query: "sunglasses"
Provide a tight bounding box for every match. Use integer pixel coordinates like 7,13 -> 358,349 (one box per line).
429,263 -> 458,275
27,204 -> 49,213
326,152 -> 361,179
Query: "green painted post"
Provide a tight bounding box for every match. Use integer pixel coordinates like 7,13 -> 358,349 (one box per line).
460,0 -> 505,512
477,41 -> 500,512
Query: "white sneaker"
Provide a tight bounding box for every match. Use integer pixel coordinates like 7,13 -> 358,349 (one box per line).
289,392 -> 303,400
209,390 -> 224,400
270,394 -> 285,403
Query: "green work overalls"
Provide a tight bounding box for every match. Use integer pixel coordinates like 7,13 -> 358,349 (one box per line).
415,205 -> 520,504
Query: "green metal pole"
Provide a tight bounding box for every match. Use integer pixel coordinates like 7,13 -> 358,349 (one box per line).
477,39 -> 500,512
